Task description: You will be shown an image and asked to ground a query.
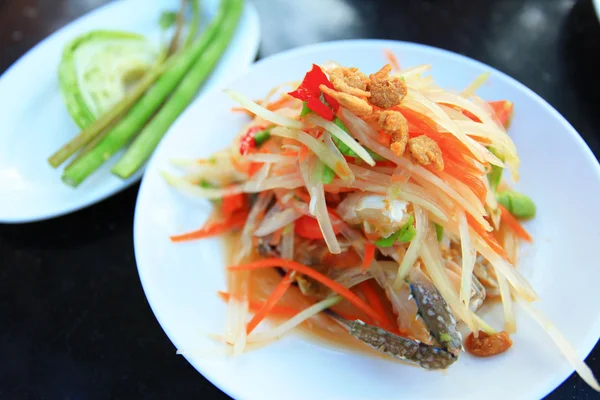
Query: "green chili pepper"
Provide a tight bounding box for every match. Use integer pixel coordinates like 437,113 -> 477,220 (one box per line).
254,129 -> 271,147
375,215 -> 416,247
496,190 -> 536,219
331,118 -> 386,161
322,165 -> 335,184
200,180 -> 221,206
435,223 -> 444,242
487,147 -> 504,192
398,225 -> 416,243
300,101 -> 312,117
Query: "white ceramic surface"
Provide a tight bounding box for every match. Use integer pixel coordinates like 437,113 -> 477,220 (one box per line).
594,0 -> 600,21
134,40 -> 600,400
0,0 -> 260,223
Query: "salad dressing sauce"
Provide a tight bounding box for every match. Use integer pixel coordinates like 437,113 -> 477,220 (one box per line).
222,232 -> 391,360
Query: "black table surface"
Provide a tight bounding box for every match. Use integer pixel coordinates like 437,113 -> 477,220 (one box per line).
1,0 -> 599,399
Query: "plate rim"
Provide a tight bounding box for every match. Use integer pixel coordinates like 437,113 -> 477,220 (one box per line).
133,38 -> 600,400
0,0 -> 261,224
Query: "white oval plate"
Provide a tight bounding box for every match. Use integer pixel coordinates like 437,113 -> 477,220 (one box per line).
134,40 -> 600,400
0,0 -> 259,223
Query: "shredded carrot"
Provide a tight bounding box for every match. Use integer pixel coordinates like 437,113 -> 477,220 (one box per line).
218,291 -> 368,322
230,155 -> 250,174
294,188 -> 311,203
499,205 -> 533,242
377,130 -> 392,146
362,243 -> 375,271
265,95 -> 292,111
246,271 -> 295,334
356,280 -> 395,331
466,214 -> 509,259
170,211 -> 248,242
272,165 -> 297,177
231,107 -> 254,116
218,291 -> 299,318
323,185 -> 355,193
228,258 -> 386,325
298,145 -> 309,162
248,162 -> 264,177
438,162 -> 487,204
384,49 -> 401,71
391,175 -> 407,183
222,193 -> 248,218
279,150 -> 299,157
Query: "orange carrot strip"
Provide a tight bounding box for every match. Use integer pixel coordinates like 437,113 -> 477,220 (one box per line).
298,145 -> 309,162
246,271 -> 295,334
377,130 -> 392,146
498,205 -> 533,242
170,212 -> 248,242
231,107 -> 254,116
294,188 -> 311,203
229,258 -> 385,325
362,243 -> 375,271
218,292 -> 367,322
265,95 -> 292,111
279,150 -> 299,157
230,155 -> 250,174
222,193 -> 247,218
466,214 -> 509,259
356,280 -> 395,331
248,162 -> 264,177
218,292 -> 300,318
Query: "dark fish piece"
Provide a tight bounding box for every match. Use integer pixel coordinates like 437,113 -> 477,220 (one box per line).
408,269 -> 462,356
326,311 -> 457,370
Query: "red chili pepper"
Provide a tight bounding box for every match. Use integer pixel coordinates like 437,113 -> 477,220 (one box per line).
222,192 -> 248,218
294,214 -> 342,239
239,126 -> 266,155
288,64 -> 339,120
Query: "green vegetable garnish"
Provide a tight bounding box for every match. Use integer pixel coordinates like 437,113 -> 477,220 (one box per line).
58,30 -> 158,129
435,223 -> 444,242
254,129 -> 271,146
108,0 -> 243,182
322,165 -> 335,184
159,11 -> 178,30
300,101 -> 312,117
375,215 -> 416,247
200,180 -> 221,205
496,190 -> 536,219
487,147 -> 504,192
58,0 -> 243,186
331,118 -> 386,161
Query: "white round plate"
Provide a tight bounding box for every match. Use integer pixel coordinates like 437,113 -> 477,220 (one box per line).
134,40 -> 600,400
0,0 -> 259,223
594,0 -> 600,21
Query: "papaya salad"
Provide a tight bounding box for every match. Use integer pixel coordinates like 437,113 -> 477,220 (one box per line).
164,56 -> 599,388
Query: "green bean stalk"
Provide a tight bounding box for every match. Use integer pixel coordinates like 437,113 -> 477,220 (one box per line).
62,0 -> 241,187
112,0 -> 242,179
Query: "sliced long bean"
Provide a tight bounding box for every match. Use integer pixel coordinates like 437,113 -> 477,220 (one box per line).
62,0 -> 235,187
112,0 -> 243,178
48,51 -> 167,168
